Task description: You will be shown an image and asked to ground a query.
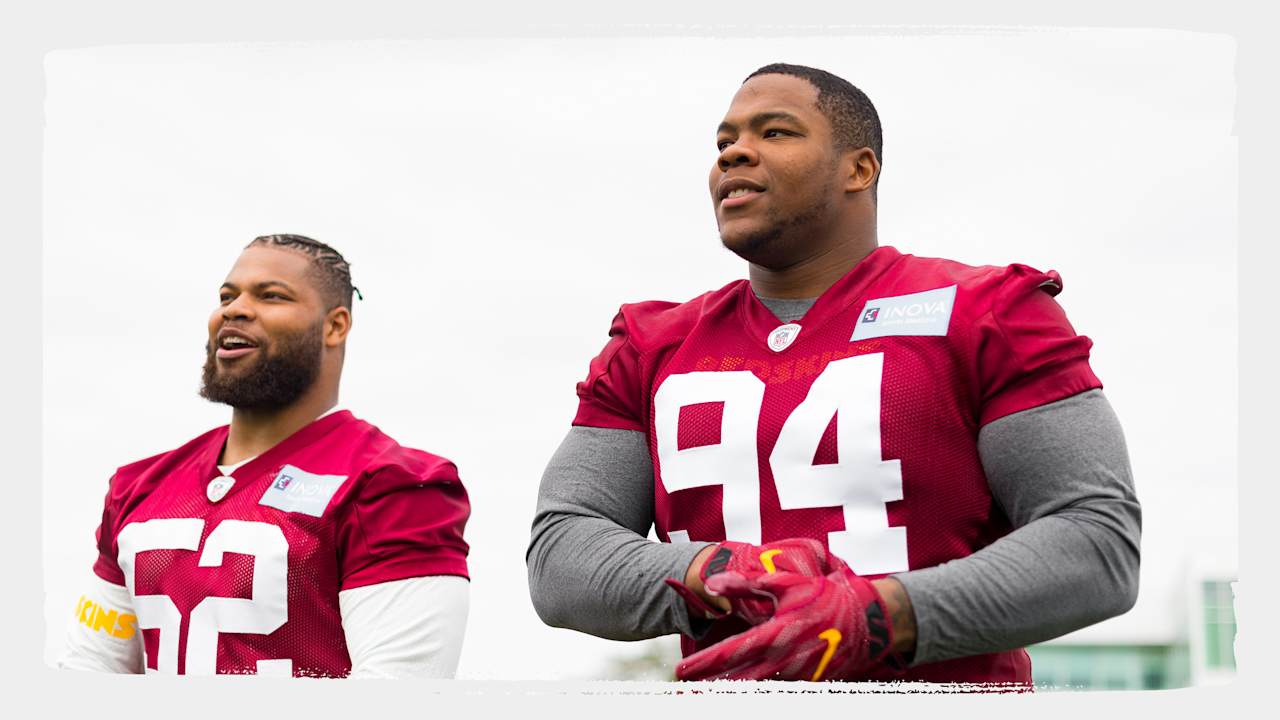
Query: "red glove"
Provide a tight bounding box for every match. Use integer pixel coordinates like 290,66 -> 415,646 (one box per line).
675,569 -> 904,682
666,538 -> 850,624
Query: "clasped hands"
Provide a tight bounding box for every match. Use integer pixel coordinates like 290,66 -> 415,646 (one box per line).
666,539 -> 905,682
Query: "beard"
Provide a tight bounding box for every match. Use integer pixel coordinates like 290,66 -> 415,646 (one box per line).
719,177 -> 837,270
199,321 -> 323,411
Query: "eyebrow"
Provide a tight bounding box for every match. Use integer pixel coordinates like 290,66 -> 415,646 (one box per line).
717,111 -> 806,135
220,280 -> 299,294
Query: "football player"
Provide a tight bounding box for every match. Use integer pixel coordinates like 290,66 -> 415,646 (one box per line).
58,235 -> 471,678
527,65 -> 1141,685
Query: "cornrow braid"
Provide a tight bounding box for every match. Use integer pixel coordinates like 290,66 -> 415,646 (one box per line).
247,234 -> 360,310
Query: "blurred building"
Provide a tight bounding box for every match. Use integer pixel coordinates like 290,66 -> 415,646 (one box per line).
1028,543 -> 1238,691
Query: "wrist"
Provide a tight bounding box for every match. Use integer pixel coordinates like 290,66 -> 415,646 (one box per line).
871,576 -> 917,659
684,544 -> 730,613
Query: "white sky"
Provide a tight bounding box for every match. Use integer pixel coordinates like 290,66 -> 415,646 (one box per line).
42,30 -> 1236,680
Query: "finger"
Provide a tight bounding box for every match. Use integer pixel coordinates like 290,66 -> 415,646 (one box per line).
676,621 -> 781,680
707,640 -> 826,682
776,538 -> 829,575
743,571 -> 827,614
703,570 -> 759,598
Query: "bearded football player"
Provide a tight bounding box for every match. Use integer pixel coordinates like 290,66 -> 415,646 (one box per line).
59,235 -> 471,678
527,65 -> 1141,686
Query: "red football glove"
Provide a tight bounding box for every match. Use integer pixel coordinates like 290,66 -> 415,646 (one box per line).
666,538 -> 851,624
675,569 -> 903,682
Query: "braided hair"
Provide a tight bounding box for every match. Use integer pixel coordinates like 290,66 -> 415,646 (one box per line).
247,234 -> 360,311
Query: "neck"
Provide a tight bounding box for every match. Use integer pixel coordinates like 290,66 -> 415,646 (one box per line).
748,228 -> 878,299
221,386 -> 338,466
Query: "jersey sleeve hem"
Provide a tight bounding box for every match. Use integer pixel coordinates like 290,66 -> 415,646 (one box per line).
341,553 -> 470,591
570,412 -> 646,432
92,558 -> 125,586
979,362 -> 1102,426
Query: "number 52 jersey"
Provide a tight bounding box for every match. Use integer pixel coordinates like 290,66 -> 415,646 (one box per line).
572,246 -> 1102,684
87,411 -> 470,677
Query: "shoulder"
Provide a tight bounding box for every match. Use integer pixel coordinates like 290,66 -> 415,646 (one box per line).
613,279 -> 748,355
342,417 -> 462,485
882,251 -> 1067,318
99,426 -> 227,528
108,425 -> 225,491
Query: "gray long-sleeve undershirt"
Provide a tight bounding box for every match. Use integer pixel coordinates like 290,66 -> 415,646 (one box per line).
526,298 -> 1140,665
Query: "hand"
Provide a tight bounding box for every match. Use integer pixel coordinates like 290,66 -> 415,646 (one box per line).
666,538 -> 850,625
675,569 -> 903,682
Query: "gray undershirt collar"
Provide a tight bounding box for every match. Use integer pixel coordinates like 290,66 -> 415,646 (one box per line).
756,294 -> 818,325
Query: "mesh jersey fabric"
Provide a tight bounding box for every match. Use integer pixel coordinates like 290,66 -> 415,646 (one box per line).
572,245 -> 1101,684
91,410 -> 470,677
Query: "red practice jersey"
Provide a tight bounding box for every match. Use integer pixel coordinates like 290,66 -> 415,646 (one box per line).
573,246 -> 1101,684
92,411 -> 470,677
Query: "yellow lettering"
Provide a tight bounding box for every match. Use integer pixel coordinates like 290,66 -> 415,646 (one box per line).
92,607 -> 119,635
113,613 -> 138,640
78,598 -> 96,627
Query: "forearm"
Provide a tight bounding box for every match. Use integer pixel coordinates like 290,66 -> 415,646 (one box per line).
894,390 -> 1140,665
56,575 -> 143,673
530,510 -> 711,639
528,426 -> 715,640
340,575 -> 469,678
895,512 -> 1136,663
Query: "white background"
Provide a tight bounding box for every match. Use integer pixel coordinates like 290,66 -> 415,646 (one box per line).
42,31 -> 1236,681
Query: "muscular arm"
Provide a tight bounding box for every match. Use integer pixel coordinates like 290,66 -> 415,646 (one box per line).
526,427 -> 713,640
895,388 -> 1141,663
56,575 -> 144,673
526,390 -> 1139,662
340,575 -> 469,678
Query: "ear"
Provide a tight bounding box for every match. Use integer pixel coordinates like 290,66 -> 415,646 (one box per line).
323,306 -> 352,348
843,147 -> 880,195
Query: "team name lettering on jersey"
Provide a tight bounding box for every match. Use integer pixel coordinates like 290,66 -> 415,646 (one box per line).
74,595 -> 137,640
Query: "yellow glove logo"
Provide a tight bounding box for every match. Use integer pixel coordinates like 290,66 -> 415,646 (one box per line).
759,549 -> 783,574
812,628 -> 842,681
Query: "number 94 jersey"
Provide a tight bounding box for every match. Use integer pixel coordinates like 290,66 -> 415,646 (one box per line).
572,246 -> 1101,683
91,411 -> 470,677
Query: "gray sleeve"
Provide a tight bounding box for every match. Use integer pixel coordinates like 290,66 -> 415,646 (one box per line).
526,426 -> 714,641
894,389 -> 1141,665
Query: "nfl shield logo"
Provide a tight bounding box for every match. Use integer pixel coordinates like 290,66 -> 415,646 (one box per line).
767,323 -> 802,352
207,475 -> 236,503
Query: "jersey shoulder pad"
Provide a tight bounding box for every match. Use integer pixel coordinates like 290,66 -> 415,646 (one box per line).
617,279 -> 747,354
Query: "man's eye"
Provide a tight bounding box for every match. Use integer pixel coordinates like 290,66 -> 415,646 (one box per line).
763,129 -> 789,138
262,292 -> 286,300
717,139 -> 733,151
219,295 -> 233,305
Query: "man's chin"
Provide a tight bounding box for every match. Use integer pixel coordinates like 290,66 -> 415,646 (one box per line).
720,225 -> 786,267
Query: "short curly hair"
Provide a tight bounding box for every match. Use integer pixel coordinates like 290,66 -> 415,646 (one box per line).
745,63 -> 883,191
246,234 -> 358,311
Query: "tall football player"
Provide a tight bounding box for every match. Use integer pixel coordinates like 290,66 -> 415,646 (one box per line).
527,65 -> 1141,685
59,235 -> 471,678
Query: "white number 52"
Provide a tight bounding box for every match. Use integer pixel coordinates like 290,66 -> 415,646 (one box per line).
116,518 -> 290,675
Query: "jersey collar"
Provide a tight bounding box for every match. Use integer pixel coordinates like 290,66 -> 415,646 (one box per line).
199,409 -> 356,483
737,245 -> 904,351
